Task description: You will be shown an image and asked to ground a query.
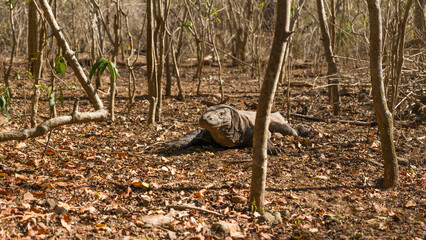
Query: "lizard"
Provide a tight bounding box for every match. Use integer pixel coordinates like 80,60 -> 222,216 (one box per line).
164,104 -> 312,155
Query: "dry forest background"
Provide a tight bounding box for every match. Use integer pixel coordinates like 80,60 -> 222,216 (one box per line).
0,0 -> 425,239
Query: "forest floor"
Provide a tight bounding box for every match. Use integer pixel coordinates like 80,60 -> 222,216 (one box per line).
0,59 -> 425,239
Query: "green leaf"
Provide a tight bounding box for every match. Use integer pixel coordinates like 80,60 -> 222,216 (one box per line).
49,92 -> 55,108
98,60 -> 109,77
0,96 -> 9,120
55,56 -> 67,76
182,21 -> 193,29
89,57 -> 109,79
16,70 -> 20,80
90,57 -> 118,83
26,70 -> 34,78
59,88 -> 64,106
47,85 -> 53,97
34,84 -> 45,92
107,61 -> 119,83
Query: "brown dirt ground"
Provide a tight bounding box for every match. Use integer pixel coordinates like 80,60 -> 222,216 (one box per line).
0,60 -> 425,239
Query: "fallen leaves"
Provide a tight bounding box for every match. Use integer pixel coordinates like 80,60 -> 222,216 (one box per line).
0,73 -> 424,239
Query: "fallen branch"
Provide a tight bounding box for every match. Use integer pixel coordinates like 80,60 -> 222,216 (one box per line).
291,113 -> 377,126
0,110 -> 107,142
166,204 -> 223,217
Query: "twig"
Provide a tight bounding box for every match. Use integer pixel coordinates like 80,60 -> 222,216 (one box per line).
143,142 -> 164,151
41,129 -> 54,159
394,90 -> 414,109
227,160 -> 252,164
291,113 -> 377,126
159,123 -> 176,139
0,215 -> 23,221
159,180 -> 191,187
166,204 -> 223,217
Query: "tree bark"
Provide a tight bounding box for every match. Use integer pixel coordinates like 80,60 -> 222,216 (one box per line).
28,0 -> 40,127
4,1 -> 17,99
0,109 -> 107,141
367,0 -> 398,188
250,0 -> 291,211
28,0 -> 39,77
171,43 -> 185,100
147,0 -> 158,124
316,0 -> 340,116
110,8 -> 120,121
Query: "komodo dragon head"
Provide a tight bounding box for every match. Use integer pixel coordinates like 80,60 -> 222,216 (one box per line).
199,105 -> 252,148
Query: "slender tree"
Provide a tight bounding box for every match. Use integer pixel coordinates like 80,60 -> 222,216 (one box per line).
250,0 -> 292,211
367,0 -> 398,188
146,0 -> 158,124
316,0 -> 340,116
3,0 -> 18,99
28,0 -> 40,127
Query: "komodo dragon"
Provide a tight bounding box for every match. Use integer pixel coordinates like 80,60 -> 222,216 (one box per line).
165,105 -> 311,155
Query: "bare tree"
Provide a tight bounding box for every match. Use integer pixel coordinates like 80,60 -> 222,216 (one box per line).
386,0 -> 413,114
28,0 -> 41,127
146,0 -> 170,123
227,0 -> 251,66
183,0 -> 207,96
316,0 -> 340,116
207,0 -> 224,102
250,0 -> 292,211
0,0 -> 107,142
109,0 -> 121,121
3,0 -> 18,99
367,0 -> 398,188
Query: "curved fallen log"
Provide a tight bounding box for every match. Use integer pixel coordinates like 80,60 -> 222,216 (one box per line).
0,110 -> 107,142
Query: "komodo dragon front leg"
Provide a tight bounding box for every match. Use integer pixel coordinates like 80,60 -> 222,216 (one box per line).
163,129 -> 215,149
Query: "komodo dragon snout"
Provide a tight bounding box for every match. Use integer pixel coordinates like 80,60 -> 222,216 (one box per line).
199,106 -> 232,129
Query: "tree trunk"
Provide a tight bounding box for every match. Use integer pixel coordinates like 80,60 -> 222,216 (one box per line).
367,0 -> 398,189
147,0 -> 158,124
171,43 -> 185,100
4,1 -> 17,99
155,0 -> 168,122
330,0 -> 336,50
250,0 -> 291,212
110,5 -> 120,121
414,0 -> 425,38
165,42 -> 172,97
388,0 -> 413,114
28,0 -> 39,127
316,0 -> 340,116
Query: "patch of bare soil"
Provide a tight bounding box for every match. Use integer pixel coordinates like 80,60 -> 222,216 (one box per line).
0,63 -> 424,239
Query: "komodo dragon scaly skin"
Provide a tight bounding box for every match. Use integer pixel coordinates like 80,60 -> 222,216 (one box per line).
164,105 -> 311,155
